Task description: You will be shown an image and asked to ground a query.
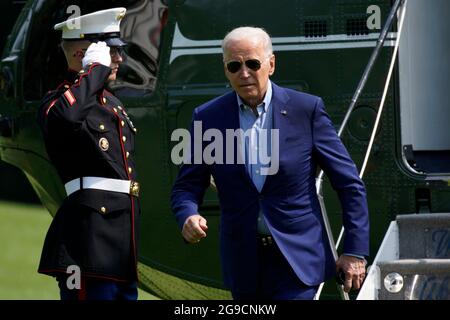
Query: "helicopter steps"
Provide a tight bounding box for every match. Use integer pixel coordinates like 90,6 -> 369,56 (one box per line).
357,213 -> 450,300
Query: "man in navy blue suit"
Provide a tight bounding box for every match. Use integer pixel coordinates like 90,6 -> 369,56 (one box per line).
171,27 -> 369,300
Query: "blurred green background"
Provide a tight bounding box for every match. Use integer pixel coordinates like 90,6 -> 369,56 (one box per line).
0,200 -> 55,299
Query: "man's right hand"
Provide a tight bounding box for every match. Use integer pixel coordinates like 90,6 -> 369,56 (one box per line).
82,41 -> 111,69
182,214 -> 208,244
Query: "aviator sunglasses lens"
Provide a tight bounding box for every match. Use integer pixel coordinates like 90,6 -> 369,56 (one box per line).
226,59 -> 262,73
110,47 -> 124,56
245,59 -> 261,71
226,61 -> 242,73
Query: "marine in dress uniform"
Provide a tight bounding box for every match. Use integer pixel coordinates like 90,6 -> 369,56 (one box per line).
36,8 -> 140,300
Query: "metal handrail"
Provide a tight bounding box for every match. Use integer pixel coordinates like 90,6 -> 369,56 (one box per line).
315,0 -> 407,300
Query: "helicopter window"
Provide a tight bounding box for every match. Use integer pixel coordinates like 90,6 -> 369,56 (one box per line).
304,20 -> 327,38
0,1 -> 27,54
24,0 -> 168,101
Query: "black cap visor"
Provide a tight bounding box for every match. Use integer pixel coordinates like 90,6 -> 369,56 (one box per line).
104,37 -> 127,47
63,32 -> 127,47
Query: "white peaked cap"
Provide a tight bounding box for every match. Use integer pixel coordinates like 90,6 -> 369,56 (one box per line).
54,7 -> 126,45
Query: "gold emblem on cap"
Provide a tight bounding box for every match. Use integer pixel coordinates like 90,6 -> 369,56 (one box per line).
99,137 -> 109,151
100,207 -> 106,214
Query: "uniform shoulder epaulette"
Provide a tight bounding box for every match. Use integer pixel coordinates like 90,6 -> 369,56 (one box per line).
43,80 -> 72,116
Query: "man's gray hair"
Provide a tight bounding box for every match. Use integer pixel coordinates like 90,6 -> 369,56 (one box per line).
222,26 -> 273,59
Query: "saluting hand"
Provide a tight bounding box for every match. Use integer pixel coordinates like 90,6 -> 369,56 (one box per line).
82,41 -> 111,69
336,255 -> 367,293
182,214 -> 208,244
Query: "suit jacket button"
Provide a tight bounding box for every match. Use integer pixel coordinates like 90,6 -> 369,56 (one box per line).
100,207 -> 107,214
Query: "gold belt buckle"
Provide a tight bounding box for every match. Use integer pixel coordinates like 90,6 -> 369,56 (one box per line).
130,181 -> 140,197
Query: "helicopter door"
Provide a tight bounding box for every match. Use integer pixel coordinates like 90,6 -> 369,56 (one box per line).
398,0 -> 450,175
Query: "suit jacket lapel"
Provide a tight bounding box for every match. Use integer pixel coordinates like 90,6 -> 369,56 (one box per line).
262,83 -> 290,193
220,92 -> 240,131
220,92 -> 258,192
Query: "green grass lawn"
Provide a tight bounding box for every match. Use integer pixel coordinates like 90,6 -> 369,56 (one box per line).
0,200 -> 156,300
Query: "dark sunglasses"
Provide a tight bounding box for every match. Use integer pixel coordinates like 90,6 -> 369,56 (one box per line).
110,47 -> 125,57
80,46 -> 125,57
226,59 -> 263,73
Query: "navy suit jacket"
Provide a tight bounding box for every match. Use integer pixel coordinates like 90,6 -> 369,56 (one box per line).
171,83 -> 369,293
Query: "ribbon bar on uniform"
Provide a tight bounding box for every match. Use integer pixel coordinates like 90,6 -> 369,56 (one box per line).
65,177 -> 140,197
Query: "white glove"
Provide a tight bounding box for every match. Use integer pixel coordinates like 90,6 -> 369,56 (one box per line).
82,41 -> 111,69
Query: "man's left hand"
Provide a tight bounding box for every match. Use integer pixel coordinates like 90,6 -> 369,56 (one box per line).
336,255 -> 367,293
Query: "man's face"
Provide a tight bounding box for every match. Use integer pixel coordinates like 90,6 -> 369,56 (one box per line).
107,46 -> 124,82
223,38 -> 275,108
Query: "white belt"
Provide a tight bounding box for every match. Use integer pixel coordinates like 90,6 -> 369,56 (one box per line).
64,177 -> 140,197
